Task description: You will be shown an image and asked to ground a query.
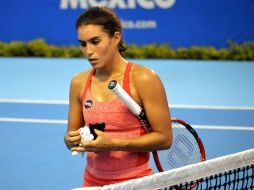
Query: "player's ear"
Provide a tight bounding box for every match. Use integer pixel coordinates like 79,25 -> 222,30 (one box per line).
113,31 -> 121,47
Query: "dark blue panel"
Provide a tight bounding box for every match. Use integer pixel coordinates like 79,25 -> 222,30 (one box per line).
0,0 -> 254,47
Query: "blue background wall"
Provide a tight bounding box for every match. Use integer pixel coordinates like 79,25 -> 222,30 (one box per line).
0,0 -> 254,48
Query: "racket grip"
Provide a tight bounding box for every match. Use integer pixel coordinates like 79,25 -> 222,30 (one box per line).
108,80 -> 142,115
108,80 -> 151,133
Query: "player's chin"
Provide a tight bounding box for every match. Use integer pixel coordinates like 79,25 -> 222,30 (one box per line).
90,61 -> 107,70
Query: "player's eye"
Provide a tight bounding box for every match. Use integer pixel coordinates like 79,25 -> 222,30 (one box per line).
91,39 -> 100,45
80,42 -> 87,47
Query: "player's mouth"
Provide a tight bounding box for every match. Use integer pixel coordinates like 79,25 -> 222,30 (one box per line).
88,58 -> 98,64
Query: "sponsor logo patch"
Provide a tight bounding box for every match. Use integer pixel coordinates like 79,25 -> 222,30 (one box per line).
84,100 -> 93,109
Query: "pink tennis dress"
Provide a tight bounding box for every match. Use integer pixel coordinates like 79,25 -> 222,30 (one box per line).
81,62 -> 153,186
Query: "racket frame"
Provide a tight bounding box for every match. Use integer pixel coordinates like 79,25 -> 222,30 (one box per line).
153,118 -> 206,172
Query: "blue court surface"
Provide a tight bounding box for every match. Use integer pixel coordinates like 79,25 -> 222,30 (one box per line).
0,58 -> 254,190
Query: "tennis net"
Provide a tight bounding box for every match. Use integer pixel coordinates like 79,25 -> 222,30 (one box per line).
73,149 -> 254,190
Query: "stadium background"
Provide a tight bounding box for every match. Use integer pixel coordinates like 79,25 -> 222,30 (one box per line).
0,1 -> 254,190
1,0 -> 254,48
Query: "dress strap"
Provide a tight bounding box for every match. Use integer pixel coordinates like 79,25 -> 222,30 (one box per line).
123,62 -> 133,95
81,69 -> 95,104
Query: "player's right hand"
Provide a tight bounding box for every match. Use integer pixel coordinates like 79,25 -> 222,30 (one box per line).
64,130 -> 81,149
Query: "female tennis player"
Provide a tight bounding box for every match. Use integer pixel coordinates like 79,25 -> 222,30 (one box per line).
64,6 -> 172,187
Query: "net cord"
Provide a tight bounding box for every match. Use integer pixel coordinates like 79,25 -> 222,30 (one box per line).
72,148 -> 254,190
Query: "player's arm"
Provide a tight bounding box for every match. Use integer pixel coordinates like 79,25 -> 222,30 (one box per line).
121,65 -> 172,151
64,74 -> 85,150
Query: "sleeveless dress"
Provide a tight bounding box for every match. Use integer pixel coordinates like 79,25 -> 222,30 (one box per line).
81,62 -> 153,186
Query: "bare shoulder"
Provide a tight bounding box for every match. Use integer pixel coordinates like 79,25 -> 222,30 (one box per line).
70,70 -> 90,87
131,63 -> 161,87
69,70 -> 92,100
130,63 -> 167,104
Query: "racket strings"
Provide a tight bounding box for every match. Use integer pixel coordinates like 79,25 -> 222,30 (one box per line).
158,121 -> 202,170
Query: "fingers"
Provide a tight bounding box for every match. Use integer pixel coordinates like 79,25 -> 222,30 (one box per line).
94,129 -> 103,135
65,130 -> 81,147
68,130 -> 80,136
70,135 -> 81,142
71,141 -> 94,152
72,142 -> 102,153
71,146 -> 85,152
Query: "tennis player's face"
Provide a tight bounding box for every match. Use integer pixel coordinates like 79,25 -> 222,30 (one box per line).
78,24 -> 117,69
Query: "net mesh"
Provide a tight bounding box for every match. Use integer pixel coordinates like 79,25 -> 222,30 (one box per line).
167,165 -> 254,190
73,149 -> 254,190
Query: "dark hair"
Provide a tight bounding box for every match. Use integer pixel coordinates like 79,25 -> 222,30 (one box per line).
75,6 -> 127,55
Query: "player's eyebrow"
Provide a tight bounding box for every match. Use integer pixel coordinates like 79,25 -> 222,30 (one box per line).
78,36 -> 101,43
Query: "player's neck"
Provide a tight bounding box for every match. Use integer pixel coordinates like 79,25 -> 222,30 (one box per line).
94,55 -> 127,81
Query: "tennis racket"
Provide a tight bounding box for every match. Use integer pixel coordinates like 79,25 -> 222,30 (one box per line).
108,80 -> 206,173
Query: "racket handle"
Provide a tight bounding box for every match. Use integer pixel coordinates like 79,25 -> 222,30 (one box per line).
108,80 -> 142,115
108,80 -> 151,133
